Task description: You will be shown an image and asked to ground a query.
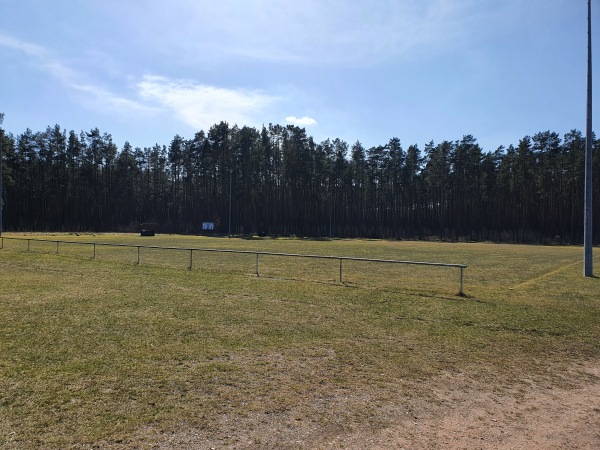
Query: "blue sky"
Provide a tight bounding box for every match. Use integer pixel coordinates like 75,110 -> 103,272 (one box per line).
0,0 -> 598,153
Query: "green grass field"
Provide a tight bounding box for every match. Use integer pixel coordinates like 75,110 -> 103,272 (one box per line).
1,233 -> 599,448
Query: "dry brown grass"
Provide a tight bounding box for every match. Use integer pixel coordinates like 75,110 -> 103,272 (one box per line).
0,233 -> 598,448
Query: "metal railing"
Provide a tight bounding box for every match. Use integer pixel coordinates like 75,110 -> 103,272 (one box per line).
0,236 -> 467,295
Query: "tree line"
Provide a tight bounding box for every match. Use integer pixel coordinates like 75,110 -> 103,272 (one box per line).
0,120 -> 599,243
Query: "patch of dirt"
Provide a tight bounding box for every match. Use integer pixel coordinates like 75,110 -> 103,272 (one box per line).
339,361 -> 600,450
132,360 -> 600,449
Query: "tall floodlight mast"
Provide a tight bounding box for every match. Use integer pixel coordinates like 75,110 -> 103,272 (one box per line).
0,116 -> 3,237
584,0 -> 594,277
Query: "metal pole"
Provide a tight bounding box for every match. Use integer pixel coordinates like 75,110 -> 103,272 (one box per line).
584,0 -> 594,277
228,123 -> 232,240
137,246 -> 140,264
329,183 -> 333,238
93,243 -> 96,259
189,249 -> 193,270
228,168 -> 232,239
339,258 -> 343,282
256,253 -> 259,276
459,267 -> 464,296
0,127 -> 3,237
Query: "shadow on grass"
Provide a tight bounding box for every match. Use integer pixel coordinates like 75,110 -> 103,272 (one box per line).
239,235 -> 335,242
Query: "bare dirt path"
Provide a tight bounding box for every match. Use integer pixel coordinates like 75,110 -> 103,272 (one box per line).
148,360 -> 600,449
330,360 -> 600,450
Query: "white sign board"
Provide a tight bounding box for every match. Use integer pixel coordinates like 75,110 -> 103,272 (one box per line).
202,222 -> 215,231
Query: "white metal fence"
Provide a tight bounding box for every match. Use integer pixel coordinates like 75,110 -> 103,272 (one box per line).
0,236 -> 467,295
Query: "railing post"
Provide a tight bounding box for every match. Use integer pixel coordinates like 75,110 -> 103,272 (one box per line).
1,237 -> 3,249
339,258 -> 343,283
459,267 -> 464,296
93,243 -> 96,259
27,239 -> 30,251
56,241 -> 59,254
189,249 -> 193,270
137,246 -> 140,265
256,253 -> 259,277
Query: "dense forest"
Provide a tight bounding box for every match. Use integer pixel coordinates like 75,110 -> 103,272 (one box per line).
0,119 -> 599,243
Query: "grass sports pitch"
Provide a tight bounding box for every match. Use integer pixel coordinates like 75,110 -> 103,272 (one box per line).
0,234 -> 598,448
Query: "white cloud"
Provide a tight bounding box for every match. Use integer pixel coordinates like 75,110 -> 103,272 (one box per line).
285,116 -> 317,126
73,83 -> 158,114
0,33 -> 45,56
0,33 -> 154,115
137,75 -> 278,130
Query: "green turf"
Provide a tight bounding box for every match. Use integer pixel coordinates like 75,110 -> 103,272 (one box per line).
0,233 -> 598,448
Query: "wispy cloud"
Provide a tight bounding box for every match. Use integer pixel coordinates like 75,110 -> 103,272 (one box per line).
74,83 -> 158,114
285,116 -> 317,126
116,0 -> 485,67
1,33 -> 282,131
0,33 -> 46,56
137,75 -> 279,130
0,33 -> 154,115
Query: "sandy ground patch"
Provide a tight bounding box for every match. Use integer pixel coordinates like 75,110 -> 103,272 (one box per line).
332,361 -> 600,450
138,360 -> 600,449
